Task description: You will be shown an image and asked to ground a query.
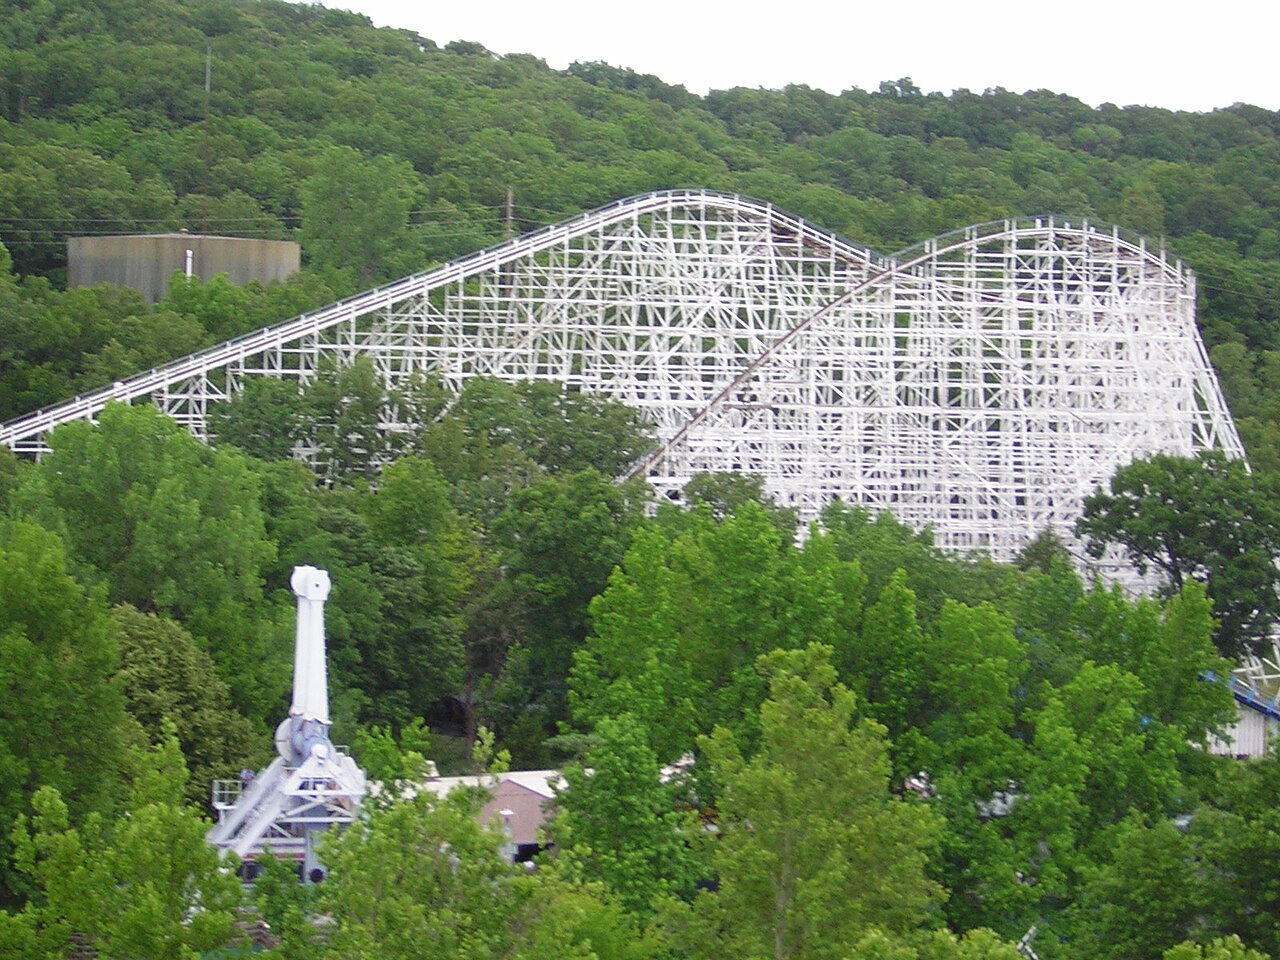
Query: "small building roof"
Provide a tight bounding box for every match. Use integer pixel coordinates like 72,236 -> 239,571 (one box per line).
371,769 -> 564,848
78,233 -> 294,243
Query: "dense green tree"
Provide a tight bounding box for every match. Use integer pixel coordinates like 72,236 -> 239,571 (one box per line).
1187,757 -> 1280,958
676,504 -> 847,748
299,145 -> 423,287
314,789 -> 521,960
300,356 -> 396,484
1066,816 -> 1200,960
111,604 -> 259,807
686,644 -> 944,960
844,927 -> 1023,960
0,254 -> 151,419
553,712 -> 701,917
849,568 -> 927,742
11,402 -> 286,722
2,5 -> 1280,952
252,850 -> 318,959
507,873 -> 668,960
919,601 -> 1031,934
1014,527 -> 1073,574
1165,939 -> 1273,960
2,733 -> 242,960
679,472 -> 798,541
0,260 -> 337,424
820,502 -> 1015,619
491,380 -> 655,478
163,272 -> 255,340
0,448 -> 21,515
925,601 -> 1024,773
208,375 -> 306,461
424,377 -> 655,482
352,455 -> 475,726
415,412 -> 542,524
1124,583 -> 1235,744
1014,658 -> 1185,928
1077,452 -> 1280,657
0,520 -> 133,905
295,776 -> 669,959
490,469 -> 647,735
350,717 -> 434,786
569,527 -> 701,762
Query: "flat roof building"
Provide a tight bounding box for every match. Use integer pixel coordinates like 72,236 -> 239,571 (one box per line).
68,233 -> 300,304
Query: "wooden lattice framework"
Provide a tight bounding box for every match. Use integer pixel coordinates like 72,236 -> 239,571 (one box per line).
0,190 -> 1243,565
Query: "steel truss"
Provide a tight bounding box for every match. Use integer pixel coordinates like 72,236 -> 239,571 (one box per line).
0,190 -> 1243,567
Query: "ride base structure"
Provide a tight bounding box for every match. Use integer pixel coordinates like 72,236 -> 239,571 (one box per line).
207,565 -> 366,882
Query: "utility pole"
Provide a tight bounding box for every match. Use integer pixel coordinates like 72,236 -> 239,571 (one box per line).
201,45 -> 212,238
501,186 -> 515,297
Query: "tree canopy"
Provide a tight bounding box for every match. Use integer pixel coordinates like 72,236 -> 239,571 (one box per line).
1,2 -> 1279,958
1077,451 -> 1280,657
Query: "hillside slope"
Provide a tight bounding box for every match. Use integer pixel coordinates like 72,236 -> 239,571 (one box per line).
1,0 -> 1278,463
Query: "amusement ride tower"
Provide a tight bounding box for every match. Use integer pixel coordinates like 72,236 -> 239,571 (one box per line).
207,565 -> 366,882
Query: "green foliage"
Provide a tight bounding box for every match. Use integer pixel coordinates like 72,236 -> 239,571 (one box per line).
442,379 -> 656,479
12,402 -> 285,722
680,472 -> 799,541
313,790 -> 521,960
508,873 -> 668,960
0,448 -> 22,516
300,356 -> 399,484
1184,757 -> 1280,958
491,469 -> 647,736
3,9 -> 1280,955
1067,816 -> 1199,960
0,262 -> 333,425
821,502 -> 1015,618
3,0 -> 1279,471
1014,527 -> 1072,574
917,601 -> 1031,932
1131,583 -> 1235,743
164,272 -> 255,340
208,375 -> 306,461
409,377 -> 655,525
851,568 -> 926,741
570,527 -> 702,762
1165,939 -> 1273,960
687,644 -> 945,960
300,146 -> 422,287
1077,452 -> 1280,657
253,851 -> 315,948
111,604 -> 259,806
354,455 -> 472,724
845,927 -> 1023,960
276,780 -> 670,960
0,519 -> 132,905
676,505 -> 847,748
351,717 -> 434,785
552,712 -> 701,917
5,732 -> 242,960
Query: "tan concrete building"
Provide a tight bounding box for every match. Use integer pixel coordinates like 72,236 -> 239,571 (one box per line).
67,233 -> 300,304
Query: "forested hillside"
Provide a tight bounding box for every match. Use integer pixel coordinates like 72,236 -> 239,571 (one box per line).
3,2 -> 1280,959
3,0 -> 1280,464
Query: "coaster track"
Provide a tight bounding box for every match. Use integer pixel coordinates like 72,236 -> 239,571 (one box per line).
0,189 -> 1243,567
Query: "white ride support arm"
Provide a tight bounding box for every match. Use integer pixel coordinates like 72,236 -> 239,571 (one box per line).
290,565 -> 331,725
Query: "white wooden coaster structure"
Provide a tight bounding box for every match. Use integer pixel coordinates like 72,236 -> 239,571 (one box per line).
0,190 -> 1242,568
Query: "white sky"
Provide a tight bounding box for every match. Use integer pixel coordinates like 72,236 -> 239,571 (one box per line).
337,0 -> 1279,113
